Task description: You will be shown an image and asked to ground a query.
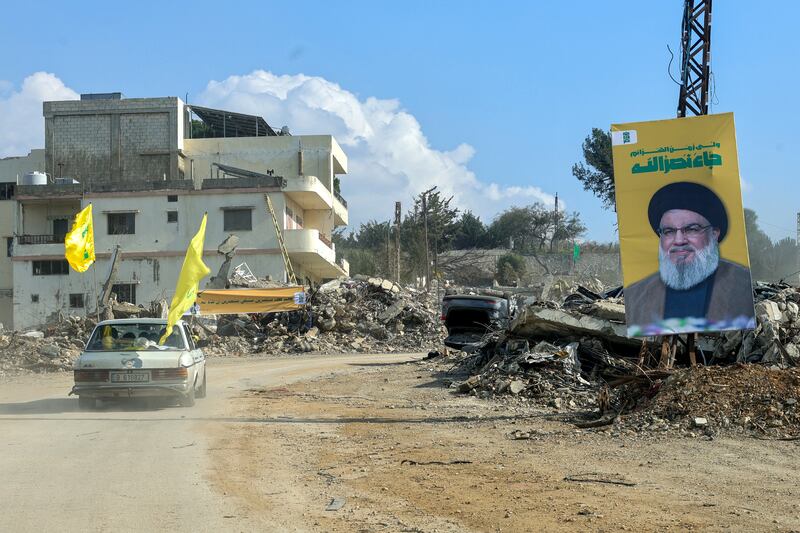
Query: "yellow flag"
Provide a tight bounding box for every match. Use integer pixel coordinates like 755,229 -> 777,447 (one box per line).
64,204 -> 95,273
160,213 -> 211,344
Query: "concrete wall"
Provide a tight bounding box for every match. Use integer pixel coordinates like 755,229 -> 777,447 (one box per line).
44,97 -> 182,184
0,150 -> 46,182
184,135 -> 347,193
0,201 -> 14,328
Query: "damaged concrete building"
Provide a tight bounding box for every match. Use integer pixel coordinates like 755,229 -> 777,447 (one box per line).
0,93 -> 350,330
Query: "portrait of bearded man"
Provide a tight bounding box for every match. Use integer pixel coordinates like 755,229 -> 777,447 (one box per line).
625,181 -> 755,334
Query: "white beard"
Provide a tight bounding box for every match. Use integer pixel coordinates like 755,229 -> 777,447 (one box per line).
659,239 -> 720,290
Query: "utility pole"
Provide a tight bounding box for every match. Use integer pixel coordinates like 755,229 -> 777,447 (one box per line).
551,192 -> 559,252
422,193 -> 431,290
668,0 -> 713,369
394,201 -> 401,283
677,0 -> 713,117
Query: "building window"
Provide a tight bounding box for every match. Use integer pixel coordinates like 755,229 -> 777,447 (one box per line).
167,211 -> 178,223
107,213 -> 136,235
32,260 -> 69,276
31,294 -> 39,303
223,209 -> 252,231
0,182 -> 14,200
69,293 -> 85,308
6,237 -> 11,257
53,218 -> 70,241
111,283 -> 136,304
167,195 -> 178,202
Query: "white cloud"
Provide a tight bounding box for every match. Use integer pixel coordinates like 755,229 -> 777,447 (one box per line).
0,72 -> 79,158
198,70 -> 557,228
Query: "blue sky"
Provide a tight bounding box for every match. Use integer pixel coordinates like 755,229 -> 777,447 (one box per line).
1,1 -> 798,243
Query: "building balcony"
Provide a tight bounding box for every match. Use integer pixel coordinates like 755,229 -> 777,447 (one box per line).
283,175 -> 332,211
12,237 -> 65,259
283,175 -> 349,227
333,192 -> 348,226
18,234 -> 65,245
283,228 -> 347,279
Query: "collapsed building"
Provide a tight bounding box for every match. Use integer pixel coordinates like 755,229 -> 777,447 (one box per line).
0,93 -> 350,330
431,279 -> 800,438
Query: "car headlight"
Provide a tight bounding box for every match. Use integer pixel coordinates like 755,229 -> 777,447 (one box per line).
179,353 -> 194,367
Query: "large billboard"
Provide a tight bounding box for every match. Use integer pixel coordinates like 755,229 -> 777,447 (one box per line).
611,113 -> 755,337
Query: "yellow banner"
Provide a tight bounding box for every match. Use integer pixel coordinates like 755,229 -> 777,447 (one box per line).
611,113 -> 755,336
64,204 -> 95,273
196,287 -> 306,315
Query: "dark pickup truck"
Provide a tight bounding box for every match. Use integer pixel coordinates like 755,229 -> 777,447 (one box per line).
441,294 -> 510,349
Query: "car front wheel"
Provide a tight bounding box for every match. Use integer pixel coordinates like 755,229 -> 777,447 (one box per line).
196,369 -> 207,399
179,385 -> 195,407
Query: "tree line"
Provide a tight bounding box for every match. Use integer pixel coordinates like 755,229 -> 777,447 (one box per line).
334,187 -> 588,283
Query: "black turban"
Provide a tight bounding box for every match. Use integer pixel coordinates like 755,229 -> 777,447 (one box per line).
647,181 -> 728,241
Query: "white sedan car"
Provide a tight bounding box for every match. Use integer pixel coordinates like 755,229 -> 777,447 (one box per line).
71,318 -> 206,409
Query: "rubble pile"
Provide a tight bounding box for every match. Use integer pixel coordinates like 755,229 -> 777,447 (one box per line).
202,276 -> 443,356
612,364 -> 800,438
444,339 -> 600,409
435,280 -> 800,427
0,316 -> 96,377
705,282 -> 800,366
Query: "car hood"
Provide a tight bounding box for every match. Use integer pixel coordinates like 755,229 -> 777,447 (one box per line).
76,350 -> 185,370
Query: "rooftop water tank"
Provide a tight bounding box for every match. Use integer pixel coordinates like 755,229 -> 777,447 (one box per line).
21,171 -> 48,186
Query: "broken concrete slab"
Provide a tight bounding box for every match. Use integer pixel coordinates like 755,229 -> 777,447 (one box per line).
509,380 -> 526,395
587,300 -> 626,322
756,301 -> 783,323
378,300 -> 406,323
509,306 -> 639,347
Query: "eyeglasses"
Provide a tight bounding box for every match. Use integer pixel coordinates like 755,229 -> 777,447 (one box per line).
657,224 -> 712,239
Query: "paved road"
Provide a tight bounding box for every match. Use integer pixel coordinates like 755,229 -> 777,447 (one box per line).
0,354 -> 416,532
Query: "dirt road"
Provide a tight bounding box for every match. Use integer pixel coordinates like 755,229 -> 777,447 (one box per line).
0,354 -> 414,532
2,354 -> 800,532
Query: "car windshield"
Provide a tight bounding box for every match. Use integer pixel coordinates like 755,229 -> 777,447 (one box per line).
85,323 -> 186,351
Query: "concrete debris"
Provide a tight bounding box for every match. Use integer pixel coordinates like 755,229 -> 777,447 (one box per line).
201,276 -> 443,357
434,336 -> 605,411
0,315 -> 97,377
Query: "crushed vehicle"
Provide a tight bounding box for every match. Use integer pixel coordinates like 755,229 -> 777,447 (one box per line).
71,318 -> 206,409
441,293 -> 511,349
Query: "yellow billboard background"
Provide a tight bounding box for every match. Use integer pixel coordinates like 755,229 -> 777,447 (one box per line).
611,112 -> 750,286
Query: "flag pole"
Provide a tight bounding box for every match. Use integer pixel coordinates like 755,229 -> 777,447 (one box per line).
92,262 -> 100,322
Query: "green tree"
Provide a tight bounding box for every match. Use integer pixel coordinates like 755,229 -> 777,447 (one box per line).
572,128 -> 615,209
333,221 -> 392,278
744,208 -> 774,281
190,119 -> 215,139
497,253 -> 526,286
771,237 -> 799,282
400,187 -> 461,279
452,211 -> 487,249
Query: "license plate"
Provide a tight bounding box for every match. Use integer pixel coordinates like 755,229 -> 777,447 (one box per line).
111,371 -> 150,383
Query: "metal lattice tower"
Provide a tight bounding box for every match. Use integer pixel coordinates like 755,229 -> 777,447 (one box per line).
677,0 -> 713,117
